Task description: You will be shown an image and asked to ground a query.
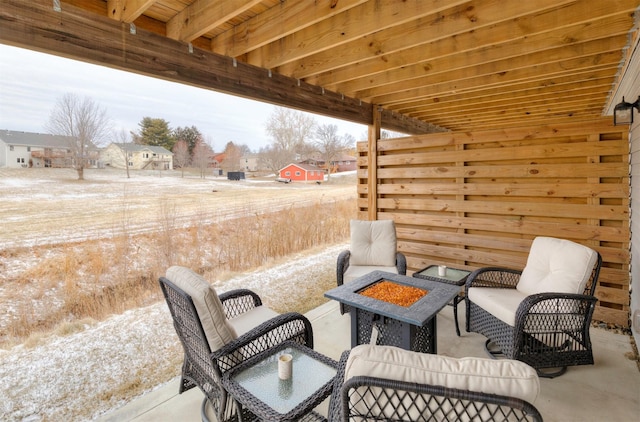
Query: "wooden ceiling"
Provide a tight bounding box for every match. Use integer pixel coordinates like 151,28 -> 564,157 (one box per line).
2,0 -> 639,134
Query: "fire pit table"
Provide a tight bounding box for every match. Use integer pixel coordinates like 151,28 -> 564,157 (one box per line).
324,271 -> 459,353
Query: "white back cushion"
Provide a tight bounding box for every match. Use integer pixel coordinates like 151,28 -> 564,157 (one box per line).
517,237 -> 597,296
166,266 -> 237,351
345,344 -> 539,404
349,219 -> 397,267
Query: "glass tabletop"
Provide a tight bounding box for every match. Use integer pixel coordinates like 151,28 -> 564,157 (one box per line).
415,265 -> 471,284
231,345 -> 337,415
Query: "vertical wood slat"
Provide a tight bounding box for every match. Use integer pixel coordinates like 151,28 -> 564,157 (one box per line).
358,118 -> 630,327
366,106 -> 381,220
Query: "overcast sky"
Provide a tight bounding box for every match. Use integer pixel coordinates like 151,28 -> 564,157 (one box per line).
0,44 -> 366,152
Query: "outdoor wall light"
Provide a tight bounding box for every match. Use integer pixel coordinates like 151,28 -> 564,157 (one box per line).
613,96 -> 640,125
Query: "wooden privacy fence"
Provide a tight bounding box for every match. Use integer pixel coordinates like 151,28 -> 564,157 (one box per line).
357,118 -> 630,327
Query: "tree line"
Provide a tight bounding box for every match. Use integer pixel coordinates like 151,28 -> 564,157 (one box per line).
45,93 -> 363,180
259,107 -> 356,179
131,117 -> 251,178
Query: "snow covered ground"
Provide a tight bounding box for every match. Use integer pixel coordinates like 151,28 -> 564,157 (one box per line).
0,168 -> 355,249
0,244 -> 346,421
0,168 -> 354,421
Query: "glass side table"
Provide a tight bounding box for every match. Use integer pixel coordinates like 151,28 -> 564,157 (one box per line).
222,341 -> 337,421
413,265 -> 472,336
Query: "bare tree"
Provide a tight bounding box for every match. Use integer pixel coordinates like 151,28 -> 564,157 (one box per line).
265,107 -> 316,153
237,143 -> 252,156
46,93 -> 112,180
258,144 -> 296,176
313,123 -> 354,181
192,137 -> 214,178
222,141 -> 242,172
172,140 -> 190,177
113,129 -> 132,179
261,107 -> 317,177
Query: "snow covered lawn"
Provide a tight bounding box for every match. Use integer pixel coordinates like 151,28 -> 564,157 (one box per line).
0,168 -> 353,421
0,241 -> 345,421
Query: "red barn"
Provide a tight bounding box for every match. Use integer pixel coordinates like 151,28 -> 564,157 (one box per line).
278,163 -> 325,183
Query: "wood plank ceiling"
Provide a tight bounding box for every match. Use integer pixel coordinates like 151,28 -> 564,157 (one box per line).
4,0 -> 640,133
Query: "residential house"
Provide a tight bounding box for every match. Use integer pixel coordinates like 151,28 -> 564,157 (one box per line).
0,129 -> 99,169
278,163 -> 325,183
211,152 -> 225,169
330,154 -> 357,172
101,143 -> 173,170
240,154 -> 261,172
301,155 -> 357,173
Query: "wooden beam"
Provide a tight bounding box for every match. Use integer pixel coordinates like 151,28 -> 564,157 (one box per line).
417,92 -> 609,122
381,109 -> 447,134
166,0 -> 261,43
370,50 -> 622,107
211,0 -> 367,57
394,66 -> 616,114
325,11 -> 634,94
359,36 -> 627,103
106,0 -> 157,23
0,0 -> 432,135
294,0 -> 575,82
441,115 -> 606,132
245,0 -> 468,69
401,71 -> 614,115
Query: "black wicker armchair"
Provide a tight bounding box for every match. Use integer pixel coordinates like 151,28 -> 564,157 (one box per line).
465,237 -> 602,378
159,266 -> 314,422
337,219 -> 407,314
328,345 -> 543,422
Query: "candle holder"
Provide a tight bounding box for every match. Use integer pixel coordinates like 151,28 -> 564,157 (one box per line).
278,353 -> 293,380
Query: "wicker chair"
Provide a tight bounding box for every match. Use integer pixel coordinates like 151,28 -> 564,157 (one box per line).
159,266 -> 314,422
465,237 -> 602,378
328,344 -> 543,422
337,219 -> 407,314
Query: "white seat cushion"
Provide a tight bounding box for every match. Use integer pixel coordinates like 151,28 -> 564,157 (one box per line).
344,345 -> 539,418
516,237 -> 597,296
468,287 -> 526,327
349,219 -> 397,267
166,266 -> 237,351
470,284 -> 584,341
228,305 -> 279,336
343,264 -> 399,284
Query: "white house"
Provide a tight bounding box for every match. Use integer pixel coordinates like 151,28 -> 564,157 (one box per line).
240,154 -> 262,172
0,129 -> 99,169
101,143 -> 173,170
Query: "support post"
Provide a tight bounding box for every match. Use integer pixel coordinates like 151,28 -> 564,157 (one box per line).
367,106 -> 381,220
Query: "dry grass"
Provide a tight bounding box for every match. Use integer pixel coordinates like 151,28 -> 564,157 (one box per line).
268,261 -> 337,315
1,198 -> 355,348
0,169 -> 357,421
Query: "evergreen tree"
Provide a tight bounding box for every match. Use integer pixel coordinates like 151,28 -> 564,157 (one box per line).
132,117 -> 175,150
173,125 -> 202,157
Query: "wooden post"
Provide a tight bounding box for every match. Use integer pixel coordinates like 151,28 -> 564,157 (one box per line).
367,106 -> 381,220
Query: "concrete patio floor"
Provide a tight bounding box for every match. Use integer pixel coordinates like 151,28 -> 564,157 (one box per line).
99,301 -> 639,422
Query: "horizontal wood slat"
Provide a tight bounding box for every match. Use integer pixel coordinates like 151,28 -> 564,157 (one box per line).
369,198 -> 628,221
359,119 -> 630,327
